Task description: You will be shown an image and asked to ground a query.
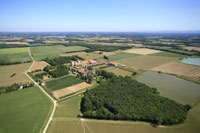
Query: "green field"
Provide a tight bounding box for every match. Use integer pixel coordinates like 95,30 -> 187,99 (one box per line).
0,86 -> 52,133
0,47 -> 29,54
104,67 -> 132,77
30,45 -> 88,61
0,47 -> 32,63
108,52 -> 139,60
48,95 -> 200,133
55,94 -> 83,118
45,76 -> 83,91
150,51 -> 187,57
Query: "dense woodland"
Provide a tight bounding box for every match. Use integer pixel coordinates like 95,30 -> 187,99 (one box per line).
81,70 -> 189,125
44,56 -> 82,66
64,43 -> 132,52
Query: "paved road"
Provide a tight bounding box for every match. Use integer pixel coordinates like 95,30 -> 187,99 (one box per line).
26,47 -> 57,133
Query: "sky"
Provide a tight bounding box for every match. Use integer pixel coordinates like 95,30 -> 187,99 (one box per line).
0,0 -> 200,32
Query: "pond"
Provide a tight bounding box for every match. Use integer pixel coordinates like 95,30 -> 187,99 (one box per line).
136,72 -> 200,105
180,57 -> 200,66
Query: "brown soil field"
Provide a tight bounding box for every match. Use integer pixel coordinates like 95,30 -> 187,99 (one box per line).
30,61 -> 50,71
152,62 -> 200,78
117,56 -> 178,70
104,67 -> 132,77
184,46 -> 200,52
124,48 -> 161,55
53,82 -> 92,99
0,63 -> 31,86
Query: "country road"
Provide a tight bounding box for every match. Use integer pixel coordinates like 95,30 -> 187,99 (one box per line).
26,47 -> 57,133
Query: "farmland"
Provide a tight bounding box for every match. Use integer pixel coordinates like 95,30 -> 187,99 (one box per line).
30,61 -> 50,71
108,52 -> 140,60
152,62 -> 200,78
61,51 -> 103,60
48,94 -> 200,133
150,51 -> 187,57
103,67 -> 132,76
30,45 -> 88,61
0,86 -> 52,133
0,63 -> 31,86
0,47 -> 32,64
124,48 -> 161,55
53,82 -> 92,99
45,76 -> 83,91
117,55 -> 178,69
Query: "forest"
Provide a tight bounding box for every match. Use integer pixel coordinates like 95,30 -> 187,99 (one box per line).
81,70 -> 189,125
44,56 -> 82,66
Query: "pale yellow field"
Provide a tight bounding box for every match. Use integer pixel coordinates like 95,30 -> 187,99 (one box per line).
30,61 -> 50,71
184,46 -> 200,52
52,82 -> 92,99
5,42 -> 29,45
0,63 -> 31,86
152,62 -> 200,78
124,48 -> 161,55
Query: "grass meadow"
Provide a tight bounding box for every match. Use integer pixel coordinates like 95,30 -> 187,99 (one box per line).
30,45 -> 88,61
0,47 -> 32,63
0,86 -> 52,133
108,52 -> 140,60
45,76 -> 83,91
150,51 -> 187,57
0,63 -> 31,86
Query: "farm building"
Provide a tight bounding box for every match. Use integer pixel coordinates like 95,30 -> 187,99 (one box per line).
71,59 -> 97,67
108,61 -> 119,66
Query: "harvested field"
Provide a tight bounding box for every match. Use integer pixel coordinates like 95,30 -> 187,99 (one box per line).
117,56 -> 178,70
104,67 -> 132,77
53,82 -> 92,99
124,48 -> 161,55
5,42 -> 29,45
0,63 -> 31,86
152,62 -> 200,78
184,46 -> 200,52
30,61 -> 50,71
61,52 -> 103,60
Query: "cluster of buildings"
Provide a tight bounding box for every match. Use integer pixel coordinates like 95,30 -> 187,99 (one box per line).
70,59 -> 97,76
108,61 -> 125,67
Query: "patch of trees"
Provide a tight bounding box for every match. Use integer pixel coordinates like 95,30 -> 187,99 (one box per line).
0,60 -> 32,66
44,56 -> 82,66
64,43 -> 132,52
49,65 -> 69,78
0,83 -> 34,95
81,70 -> 189,125
0,44 -> 28,49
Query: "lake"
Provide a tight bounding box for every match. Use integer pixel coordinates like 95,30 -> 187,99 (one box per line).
180,57 -> 200,66
137,72 -> 200,105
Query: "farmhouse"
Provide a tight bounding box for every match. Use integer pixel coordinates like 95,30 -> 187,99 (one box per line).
108,61 -> 119,66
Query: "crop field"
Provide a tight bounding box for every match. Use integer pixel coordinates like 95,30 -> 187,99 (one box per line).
48,95 -> 200,133
61,52 -> 103,60
0,63 -> 31,86
152,62 -> 200,78
53,82 -> 92,99
104,67 -> 132,77
150,51 -> 187,57
0,47 -> 32,63
30,45 -> 88,61
55,94 -> 83,117
0,47 -> 29,54
30,61 -> 50,71
45,76 -> 83,91
108,52 -> 140,60
124,48 -> 161,55
0,86 -> 52,133
184,46 -> 200,52
117,55 -> 178,70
